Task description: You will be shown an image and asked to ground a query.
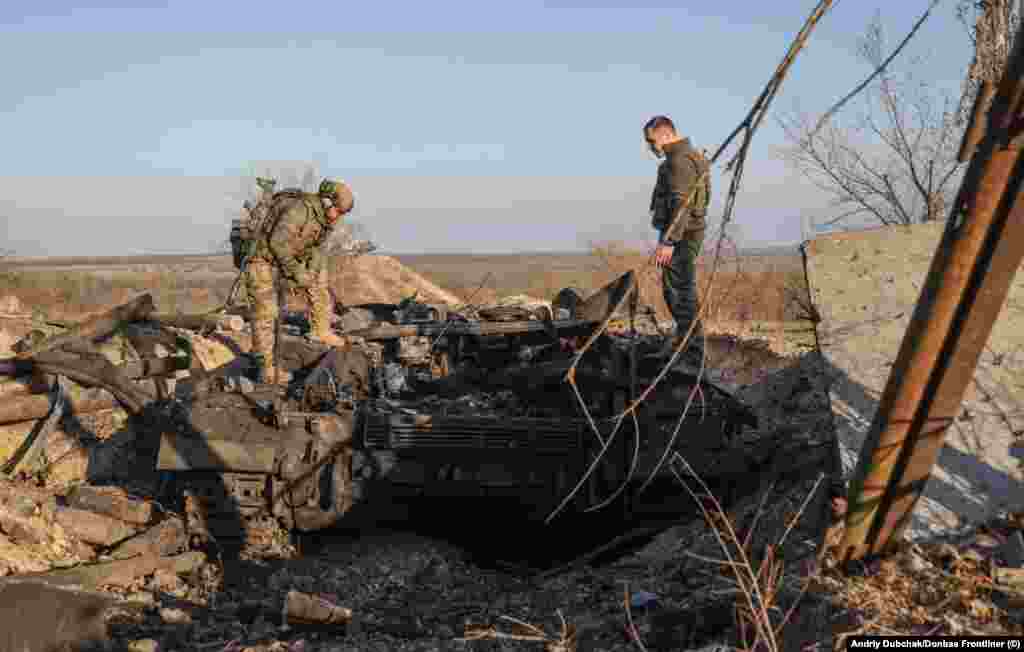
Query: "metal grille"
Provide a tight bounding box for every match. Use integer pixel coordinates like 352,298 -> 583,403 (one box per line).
362,412 -> 586,454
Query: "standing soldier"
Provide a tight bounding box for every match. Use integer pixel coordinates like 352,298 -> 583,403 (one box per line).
243,177 -> 355,383
644,115 -> 711,363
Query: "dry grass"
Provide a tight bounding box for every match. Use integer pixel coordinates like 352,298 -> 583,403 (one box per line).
816,515 -> 1024,644
0,267 -> 233,319
650,458 -> 825,652
397,246 -> 807,326
462,612 -> 578,651
0,246 -> 812,334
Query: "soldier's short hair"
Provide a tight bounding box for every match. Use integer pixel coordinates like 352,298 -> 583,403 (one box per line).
644,115 -> 676,134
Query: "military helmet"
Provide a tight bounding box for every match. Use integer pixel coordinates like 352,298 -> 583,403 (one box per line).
318,178 -> 354,214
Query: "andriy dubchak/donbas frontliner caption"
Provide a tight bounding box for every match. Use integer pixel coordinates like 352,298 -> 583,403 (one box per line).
846,637 -> 1024,650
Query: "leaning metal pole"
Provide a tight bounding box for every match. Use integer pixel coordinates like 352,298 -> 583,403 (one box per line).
837,22 -> 1024,563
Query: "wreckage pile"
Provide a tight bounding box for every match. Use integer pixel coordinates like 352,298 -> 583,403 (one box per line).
0,271 -> 791,649
0,270 -> 757,554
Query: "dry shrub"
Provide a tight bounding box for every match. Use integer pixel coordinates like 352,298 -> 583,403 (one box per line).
665,458 -> 826,652
0,247 -> 813,326
586,241 -> 807,331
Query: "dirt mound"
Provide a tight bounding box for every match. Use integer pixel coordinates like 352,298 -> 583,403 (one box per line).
0,296 -> 23,315
0,330 -> 17,357
330,255 -> 464,307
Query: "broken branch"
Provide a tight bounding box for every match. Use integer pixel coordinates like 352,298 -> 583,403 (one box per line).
12,294 -> 156,360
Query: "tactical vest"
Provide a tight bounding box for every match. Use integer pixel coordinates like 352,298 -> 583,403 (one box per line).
650,145 -> 712,235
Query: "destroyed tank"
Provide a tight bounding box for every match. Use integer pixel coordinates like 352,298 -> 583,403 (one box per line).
153,272 -> 760,558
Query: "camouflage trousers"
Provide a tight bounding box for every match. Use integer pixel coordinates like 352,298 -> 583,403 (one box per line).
244,256 -> 333,380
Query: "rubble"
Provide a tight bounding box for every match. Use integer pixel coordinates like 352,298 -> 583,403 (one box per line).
64,485 -> 155,525
152,312 -> 246,333
0,579 -> 116,651
0,272 -> 857,648
54,506 -> 144,547
818,511 -> 1024,639
283,590 -> 353,627
12,293 -> 156,359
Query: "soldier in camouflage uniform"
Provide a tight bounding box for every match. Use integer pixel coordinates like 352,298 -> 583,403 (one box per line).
243,178 -> 355,383
644,115 -> 711,362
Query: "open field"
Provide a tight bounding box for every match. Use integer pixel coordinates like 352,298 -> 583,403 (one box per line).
395,249 -> 804,303
0,247 -> 814,353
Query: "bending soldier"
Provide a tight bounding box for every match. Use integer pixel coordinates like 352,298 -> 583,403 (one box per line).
244,178 -> 355,383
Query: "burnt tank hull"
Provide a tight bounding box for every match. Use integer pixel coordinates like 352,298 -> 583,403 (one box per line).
154,273 -> 760,554
155,339 -> 757,550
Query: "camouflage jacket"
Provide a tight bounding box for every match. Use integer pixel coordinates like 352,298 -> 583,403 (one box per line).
650,138 -> 709,244
253,190 -> 336,280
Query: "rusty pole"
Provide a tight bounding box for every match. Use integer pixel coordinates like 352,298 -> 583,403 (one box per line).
958,80 -> 996,163
837,23 -> 1024,562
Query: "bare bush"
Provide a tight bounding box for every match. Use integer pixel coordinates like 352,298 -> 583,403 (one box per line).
585,238 -> 805,342
778,14 -> 965,230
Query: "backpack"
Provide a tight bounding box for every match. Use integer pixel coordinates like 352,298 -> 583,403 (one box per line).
257,188 -> 321,234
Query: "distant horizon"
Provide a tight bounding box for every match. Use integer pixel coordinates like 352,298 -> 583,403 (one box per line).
2,240 -> 802,263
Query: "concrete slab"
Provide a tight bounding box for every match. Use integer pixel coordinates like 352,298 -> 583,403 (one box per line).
803,222 -> 1024,541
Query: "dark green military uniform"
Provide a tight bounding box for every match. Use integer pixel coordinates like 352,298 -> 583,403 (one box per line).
650,137 -> 711,359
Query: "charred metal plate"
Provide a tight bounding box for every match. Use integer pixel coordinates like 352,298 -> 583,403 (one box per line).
157,433 -> 276,472
156,391 -> 313,472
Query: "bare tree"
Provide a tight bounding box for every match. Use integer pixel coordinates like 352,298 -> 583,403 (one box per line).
325,219 -> 378,256
777,14 -> 965,230
955,1 -> 1020,159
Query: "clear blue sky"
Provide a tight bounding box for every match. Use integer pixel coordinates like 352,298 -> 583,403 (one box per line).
0,1 -> 973,255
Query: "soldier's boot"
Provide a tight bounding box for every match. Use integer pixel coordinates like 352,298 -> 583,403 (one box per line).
308,291 -> 350,349
257,360 -> 292,386
251,325 -> 291,386
310,328 -> 349,349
